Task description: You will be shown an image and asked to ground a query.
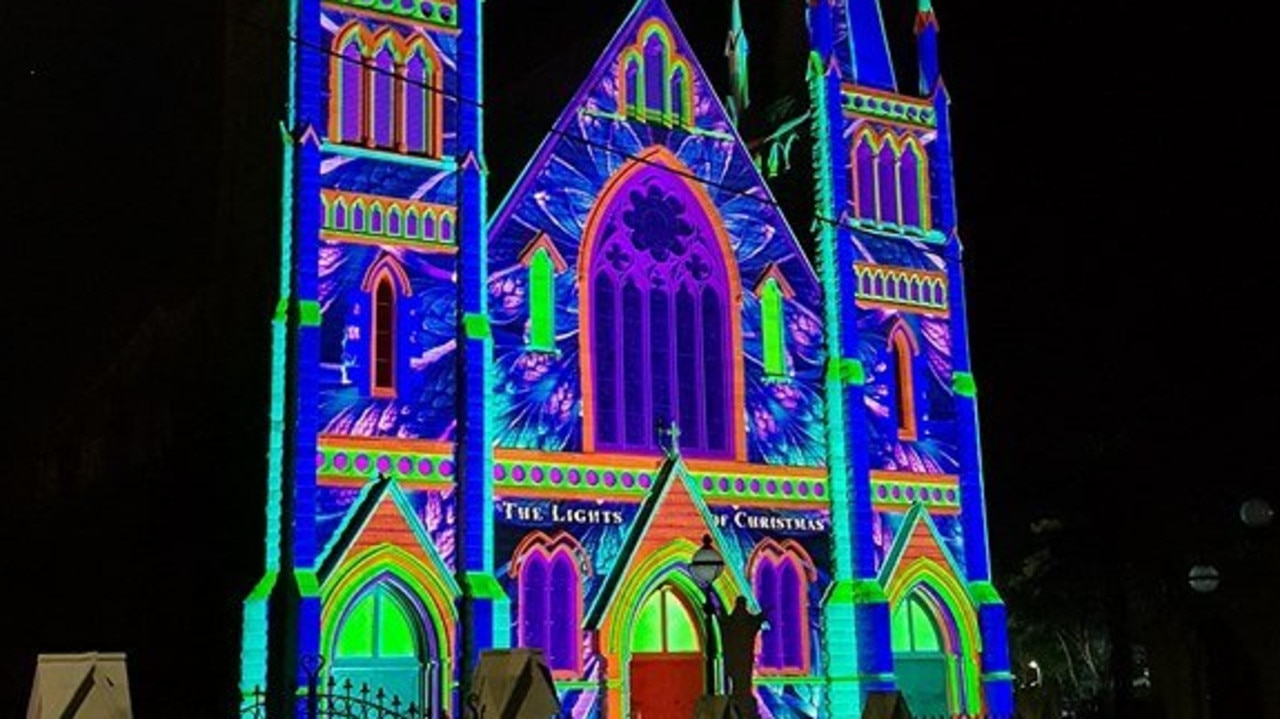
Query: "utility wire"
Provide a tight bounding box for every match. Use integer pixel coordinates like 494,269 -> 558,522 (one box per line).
228,10 -> 929,243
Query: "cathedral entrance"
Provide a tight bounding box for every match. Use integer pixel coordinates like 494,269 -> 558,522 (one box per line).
629,584 -> 706,718
892,590 -> 958,715
331,581 -> 442,717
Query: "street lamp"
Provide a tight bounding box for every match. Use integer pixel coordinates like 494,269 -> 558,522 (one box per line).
1027,659 -> 1041,688
690,534 -> 726,697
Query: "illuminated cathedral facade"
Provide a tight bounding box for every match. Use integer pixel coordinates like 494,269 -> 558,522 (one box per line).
239,0 -> 1013,716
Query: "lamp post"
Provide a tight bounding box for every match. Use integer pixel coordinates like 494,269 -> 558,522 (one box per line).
690,534 -> 726,698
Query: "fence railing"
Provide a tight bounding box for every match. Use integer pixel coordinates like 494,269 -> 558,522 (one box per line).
241,654 -> 432,719
240,678 -> 430,719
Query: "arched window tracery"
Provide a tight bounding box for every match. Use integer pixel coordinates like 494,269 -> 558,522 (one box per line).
513,534 -> 588,675
585,173 -> 735,456
328,24 -> 442,158
749,540 -> 814,673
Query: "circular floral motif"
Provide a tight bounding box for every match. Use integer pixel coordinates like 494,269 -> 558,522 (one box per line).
623,185 -> 694,262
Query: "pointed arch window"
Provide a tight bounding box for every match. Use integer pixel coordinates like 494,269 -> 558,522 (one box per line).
528,250 -> 556,350
586,168 -> 738,457
852,130 -> 931,232
369,39 -> 398,150
334,31 -> 366,144
632,585 -> 701,653
854,133 -> 878,220
515,535 -> 586,675
755,268 -> 794,378
889,323 -> 918,440
520,236 -> 567,353
877,143 -> 900,226
750,541 -> 813,673
329,24 -> 442,158
617,22 -> 695,128
670,65 -> 688,126
900,142 -> 923,230
643,31 -> 667,118
373,276 -> 396,395
362,254 -> 412,399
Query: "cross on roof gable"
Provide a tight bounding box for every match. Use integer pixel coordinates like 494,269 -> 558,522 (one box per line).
584,454 -> 758,629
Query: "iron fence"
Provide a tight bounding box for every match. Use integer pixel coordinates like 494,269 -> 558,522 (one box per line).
240,655 -> 433,719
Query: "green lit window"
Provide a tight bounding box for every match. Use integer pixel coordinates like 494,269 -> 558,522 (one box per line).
631,585 -> 700,653
528,248 -> 556,351
336,586 -> 418,660
761,278 -> 787,377
891,594 -> 942,653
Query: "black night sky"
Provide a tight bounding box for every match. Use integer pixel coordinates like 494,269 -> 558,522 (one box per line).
2,0 -> 1276,716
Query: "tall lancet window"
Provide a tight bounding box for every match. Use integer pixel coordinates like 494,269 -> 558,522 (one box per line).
853,132 -> 877,221
643,31 -> 667,117
334,30 -> 366,143
670,65 -> 688,126
519,236 -> 566,352
515,534 -> 586,675
369,38 -> 398,150
888,323 -> 918,440
373,276 -> 396,395
755,268 -> 793,378
363,255 -> 410,399
877,143 -> 899,226
900,142 -> 923,230
750,540 -> 813,673
584,156 -> 740,457
402,42 -> 436,156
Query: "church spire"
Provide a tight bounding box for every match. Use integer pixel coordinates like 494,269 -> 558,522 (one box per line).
844,0 -> 897,91
725,0 -> 750,125
916,0 -> 941,93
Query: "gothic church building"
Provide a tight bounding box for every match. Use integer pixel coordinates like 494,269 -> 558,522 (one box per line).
239,0 -> 1013,715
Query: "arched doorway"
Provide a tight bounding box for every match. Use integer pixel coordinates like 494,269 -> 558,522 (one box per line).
630,583 -> 707,718
331,580 -> 442,716
892,589 -> 961,715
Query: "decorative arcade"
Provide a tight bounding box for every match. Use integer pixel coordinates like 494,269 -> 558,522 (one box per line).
239,0 -> 1013,716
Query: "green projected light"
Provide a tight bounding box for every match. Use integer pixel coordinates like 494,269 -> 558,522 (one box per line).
528,248 -> 556,351
631,586 -> 700,653
336,587 -> 419,660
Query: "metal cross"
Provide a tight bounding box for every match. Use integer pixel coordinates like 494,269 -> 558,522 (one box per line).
657,419 -> 682,458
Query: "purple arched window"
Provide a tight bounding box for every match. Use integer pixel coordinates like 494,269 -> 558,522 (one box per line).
589,170 -> 733,456
754,555 -> 809,672
336,37 -> 365,144
855,136 -> 877,220
670,67 -> 687,124
877,144 -> 899,225
519,550 -> 581,673
624,56 -> 641,115
644,32 -> 666,116
404,49 -> 432,155
370,43 -> 397,149
900,145 -> 922,229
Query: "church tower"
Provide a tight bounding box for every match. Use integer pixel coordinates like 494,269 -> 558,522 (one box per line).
239,0 -> 495,715
805,0 -> 1014,713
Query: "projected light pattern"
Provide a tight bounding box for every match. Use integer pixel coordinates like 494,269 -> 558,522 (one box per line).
243,0 -> 1011,716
